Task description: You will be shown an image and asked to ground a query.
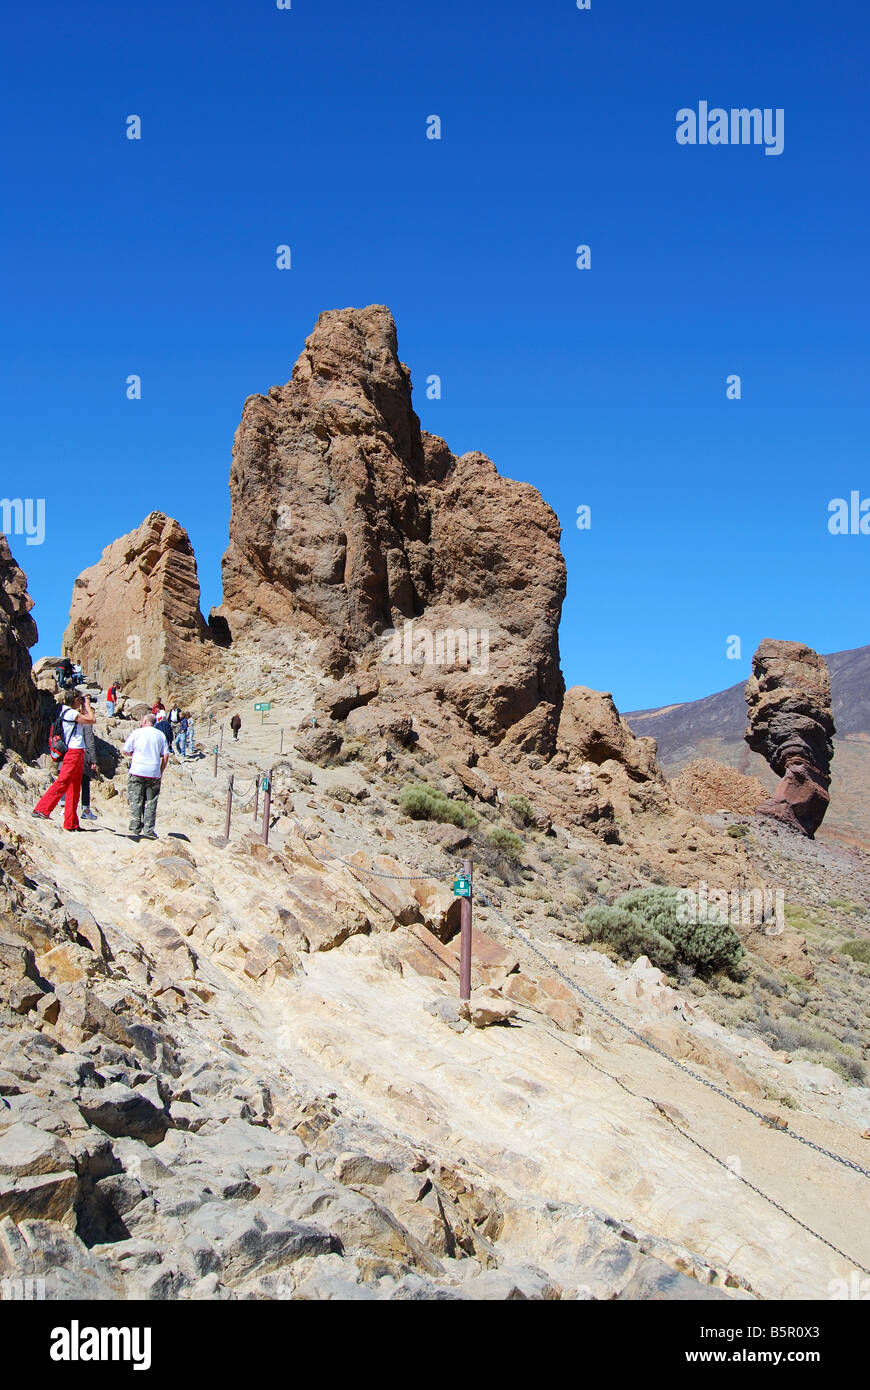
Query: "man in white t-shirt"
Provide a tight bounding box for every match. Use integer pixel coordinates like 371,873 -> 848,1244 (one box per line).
123,714 -> 170,840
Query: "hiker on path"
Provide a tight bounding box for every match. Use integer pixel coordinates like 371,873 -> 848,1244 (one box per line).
123,714 -> 169,840
169,702 -> 181,729
106,682 -> 119,717
152,699 -> 166,719
32,692 -> 96,831
172,713 -> 188,757
185,716 -> 195,757
79,720 -> 100,822
155,710 -> 173,744
230,713 -> 242,742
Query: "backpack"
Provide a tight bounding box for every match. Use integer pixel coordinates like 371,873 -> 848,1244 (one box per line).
48,709 -> 77,762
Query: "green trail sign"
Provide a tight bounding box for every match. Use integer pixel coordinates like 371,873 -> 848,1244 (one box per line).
254,701 -> 271,724
253,702 -> 271,711
453,875 -> 472,898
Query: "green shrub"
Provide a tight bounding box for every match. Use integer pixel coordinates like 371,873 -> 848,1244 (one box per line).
842,939 -> 870,965
507,794 -> 535,827
488,826 -> 524,864
583,905 -> 677,972
606,886 -> 745,978
726,823 -> 750,839
398,782 -> 477,828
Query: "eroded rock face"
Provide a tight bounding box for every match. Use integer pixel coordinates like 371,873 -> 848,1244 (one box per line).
0,536 -> 46,760
219,305 -> 566,752
744,640 -> 835,837
670,758 -> 769,817
63,513 -> 212,704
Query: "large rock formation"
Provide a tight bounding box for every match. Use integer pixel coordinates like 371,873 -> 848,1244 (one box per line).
744,640 -> 835,837
63,513 -> 212,704
0,536 -> 47,760
219,305 -> 566,752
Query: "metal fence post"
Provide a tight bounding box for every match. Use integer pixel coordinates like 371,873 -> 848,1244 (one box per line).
280,728 -> 284,755
224,775 -> 234,840
253,773 -> 260,822
261,769 -> 272,845
460,858 -> 472,1001
219,724 -> 224,753
213,745 -> 218,778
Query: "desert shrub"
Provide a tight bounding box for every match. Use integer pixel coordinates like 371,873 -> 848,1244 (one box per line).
726,823 -> 750,838
488,826 -> 524,864
583,905 -> 677,972
507,794 -> 535,827
842,939 -> 870,965
398,782 -> 477,829
611,886 -> 745,978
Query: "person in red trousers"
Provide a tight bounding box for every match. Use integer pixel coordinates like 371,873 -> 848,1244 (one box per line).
32,692 -> 96,831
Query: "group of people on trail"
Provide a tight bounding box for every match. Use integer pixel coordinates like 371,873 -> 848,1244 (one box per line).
152,700 -> 194,758
32,678 -> 198,841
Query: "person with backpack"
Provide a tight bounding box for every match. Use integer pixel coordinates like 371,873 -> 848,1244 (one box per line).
31,692 -> 96,830
230,713 -> 242,741
106,682 -> 118,717
122,714 -> 170,840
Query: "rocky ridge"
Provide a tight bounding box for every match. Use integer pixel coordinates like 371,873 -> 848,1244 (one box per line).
0,536 -> 47,762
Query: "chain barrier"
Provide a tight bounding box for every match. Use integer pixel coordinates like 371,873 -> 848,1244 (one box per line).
574,1044 -> 870,1277
475,888 -> 870,1182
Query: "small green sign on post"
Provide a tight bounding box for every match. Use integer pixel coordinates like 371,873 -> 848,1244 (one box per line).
453,875 -> 471,899
254,701 -> 271,725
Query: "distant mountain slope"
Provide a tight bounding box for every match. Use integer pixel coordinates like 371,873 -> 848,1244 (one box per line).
626,644 -> 870,849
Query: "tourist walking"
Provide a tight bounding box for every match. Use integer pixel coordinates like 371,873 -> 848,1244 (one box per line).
173,713 -> 188,757
185,716 -> 195,757
123,715 -> 170,840
80,721 -> 100,822
31,692 -> 96,831
106,682 -> 118,717
230,713 -> 242,741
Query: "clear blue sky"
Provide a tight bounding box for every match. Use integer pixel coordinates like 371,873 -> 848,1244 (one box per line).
3,0 -> 868,712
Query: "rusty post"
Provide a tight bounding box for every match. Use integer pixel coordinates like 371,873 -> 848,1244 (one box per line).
280,728 -> 284,755
253,773 -> 260,822
219,724 -> 224,753
224,775 -> 234,840
459,857 -> 472,1002
212,745 -> 218,778
261,769 -> 272,845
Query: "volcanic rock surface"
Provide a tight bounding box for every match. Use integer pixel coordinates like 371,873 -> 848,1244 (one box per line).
219,305 -> 566,754
0,536 -> 47,761
63,513 -> 212,704
671,758 -> 769,817
744,640 -> 835,838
